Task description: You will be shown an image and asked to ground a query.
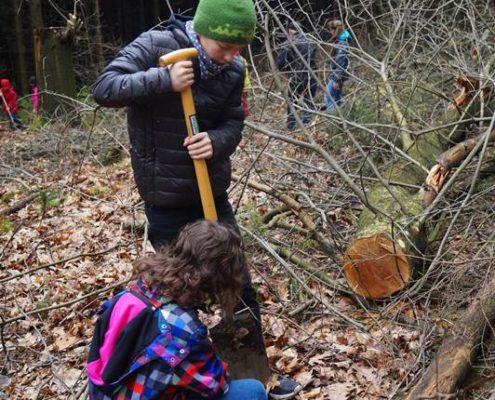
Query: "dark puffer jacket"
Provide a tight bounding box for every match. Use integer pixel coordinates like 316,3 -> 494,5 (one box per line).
93,16 -> 244,207
277,33 -> 317,91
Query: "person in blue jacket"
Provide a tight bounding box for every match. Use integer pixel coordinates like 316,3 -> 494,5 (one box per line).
324,20 -> 351,112
277,21 -> 318,131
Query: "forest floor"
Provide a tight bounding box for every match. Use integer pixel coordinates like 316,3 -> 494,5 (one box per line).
0,101 -> 494,399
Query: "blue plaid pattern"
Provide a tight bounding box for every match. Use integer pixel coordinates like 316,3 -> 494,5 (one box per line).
89,280 -> 229,399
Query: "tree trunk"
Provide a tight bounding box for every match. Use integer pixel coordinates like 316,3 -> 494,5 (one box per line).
152,0 -> 161,22
13,0 -> 28,94
93,0 -> 105,71
30,0 -> 43,111
343,73 -> 465,299
138,0 -> 146,31
29,0 -> 43,31
343,133 -> 443,299
405,272 -> 495,399
35,28 -> 77,115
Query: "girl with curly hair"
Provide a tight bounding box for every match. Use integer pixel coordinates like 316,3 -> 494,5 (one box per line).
87,220 -> 267,400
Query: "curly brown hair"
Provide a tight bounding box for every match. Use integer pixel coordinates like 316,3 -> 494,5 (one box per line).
132,220 -> 246,312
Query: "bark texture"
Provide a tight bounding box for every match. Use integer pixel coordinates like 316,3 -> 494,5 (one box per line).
406,273 -> 495,399
343,131 -> 444,299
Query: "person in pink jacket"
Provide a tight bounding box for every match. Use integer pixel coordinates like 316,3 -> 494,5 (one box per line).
29,76 -> 39,114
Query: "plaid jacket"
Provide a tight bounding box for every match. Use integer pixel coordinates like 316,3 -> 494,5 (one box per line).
87,279 -> 229,399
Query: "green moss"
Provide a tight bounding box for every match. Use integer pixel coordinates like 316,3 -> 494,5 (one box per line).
38,190 -> 63,212
97,147 -> 123,166
1,191 -> 17,204
0,218 -> 13,233
356,186 -> 423,240
300,238 -> 319,251
87,185 -> 112,198
238,202 -> 268,241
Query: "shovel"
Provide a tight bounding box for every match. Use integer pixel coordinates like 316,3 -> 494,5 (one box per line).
159,48 -> 271,383
0,91 -> 16,129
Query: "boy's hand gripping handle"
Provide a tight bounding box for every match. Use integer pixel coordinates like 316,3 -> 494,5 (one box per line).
159,48 -> 218,221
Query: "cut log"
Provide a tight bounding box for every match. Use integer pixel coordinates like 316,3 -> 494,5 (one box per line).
343,132 -> 443,299
344,123 -> 493,299
405,271 -> 495,399
343,74 -> 490,299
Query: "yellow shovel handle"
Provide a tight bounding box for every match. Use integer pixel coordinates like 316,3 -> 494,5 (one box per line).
159,48 -> 218,221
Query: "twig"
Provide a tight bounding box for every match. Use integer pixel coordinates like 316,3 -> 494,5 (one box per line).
0,192 -> 39,218
272,244 -> 351,295
0,243 -> 128,284
241,225 -> 367,331
0,278 -> 131,326
233,173 -> 337,256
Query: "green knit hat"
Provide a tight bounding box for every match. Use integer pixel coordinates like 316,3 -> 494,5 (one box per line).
193,0 -> 256,45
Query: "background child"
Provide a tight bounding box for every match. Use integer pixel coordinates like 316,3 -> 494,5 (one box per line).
29,76 -> 39,114
1,78 -> 24,129
324,19 -> 350,112
87,220 -> 267,399
277,21 -> 318,131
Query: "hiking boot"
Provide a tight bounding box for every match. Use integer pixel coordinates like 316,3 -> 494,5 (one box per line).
268,376 -> 302,400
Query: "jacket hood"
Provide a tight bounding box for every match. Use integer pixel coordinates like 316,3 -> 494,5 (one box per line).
167,14 -> 191,32
339,30 -> 351,41
1,79 -> 10,90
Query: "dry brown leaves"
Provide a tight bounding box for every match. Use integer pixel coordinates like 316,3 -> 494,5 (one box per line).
0,132 -> 424,399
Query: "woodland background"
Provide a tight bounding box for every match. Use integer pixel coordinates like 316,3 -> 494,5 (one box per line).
1,0 -> 495,399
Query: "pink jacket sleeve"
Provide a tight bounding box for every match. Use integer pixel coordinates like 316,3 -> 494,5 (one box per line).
32,86 -> 39,113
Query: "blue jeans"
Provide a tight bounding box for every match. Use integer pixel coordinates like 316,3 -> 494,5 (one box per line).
187,379 -> 267,400
287,79 -> 317,131
324,79 -> 343,112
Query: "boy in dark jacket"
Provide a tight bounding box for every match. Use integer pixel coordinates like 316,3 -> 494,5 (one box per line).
277,22 -> 318,131
93,0 -> 301,398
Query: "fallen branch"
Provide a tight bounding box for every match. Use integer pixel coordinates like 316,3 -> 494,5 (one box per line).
272,245 -> 351,295
232,173 -> 337,255
0,278 -> 131,326
0,192 -> 39,218
0,242 -> 128,284
423,128 -> 495,204
241,225 -> 367,331
405,270 -> 495,399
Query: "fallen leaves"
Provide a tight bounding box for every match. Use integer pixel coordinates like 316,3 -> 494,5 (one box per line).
0,134 -> 426,400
